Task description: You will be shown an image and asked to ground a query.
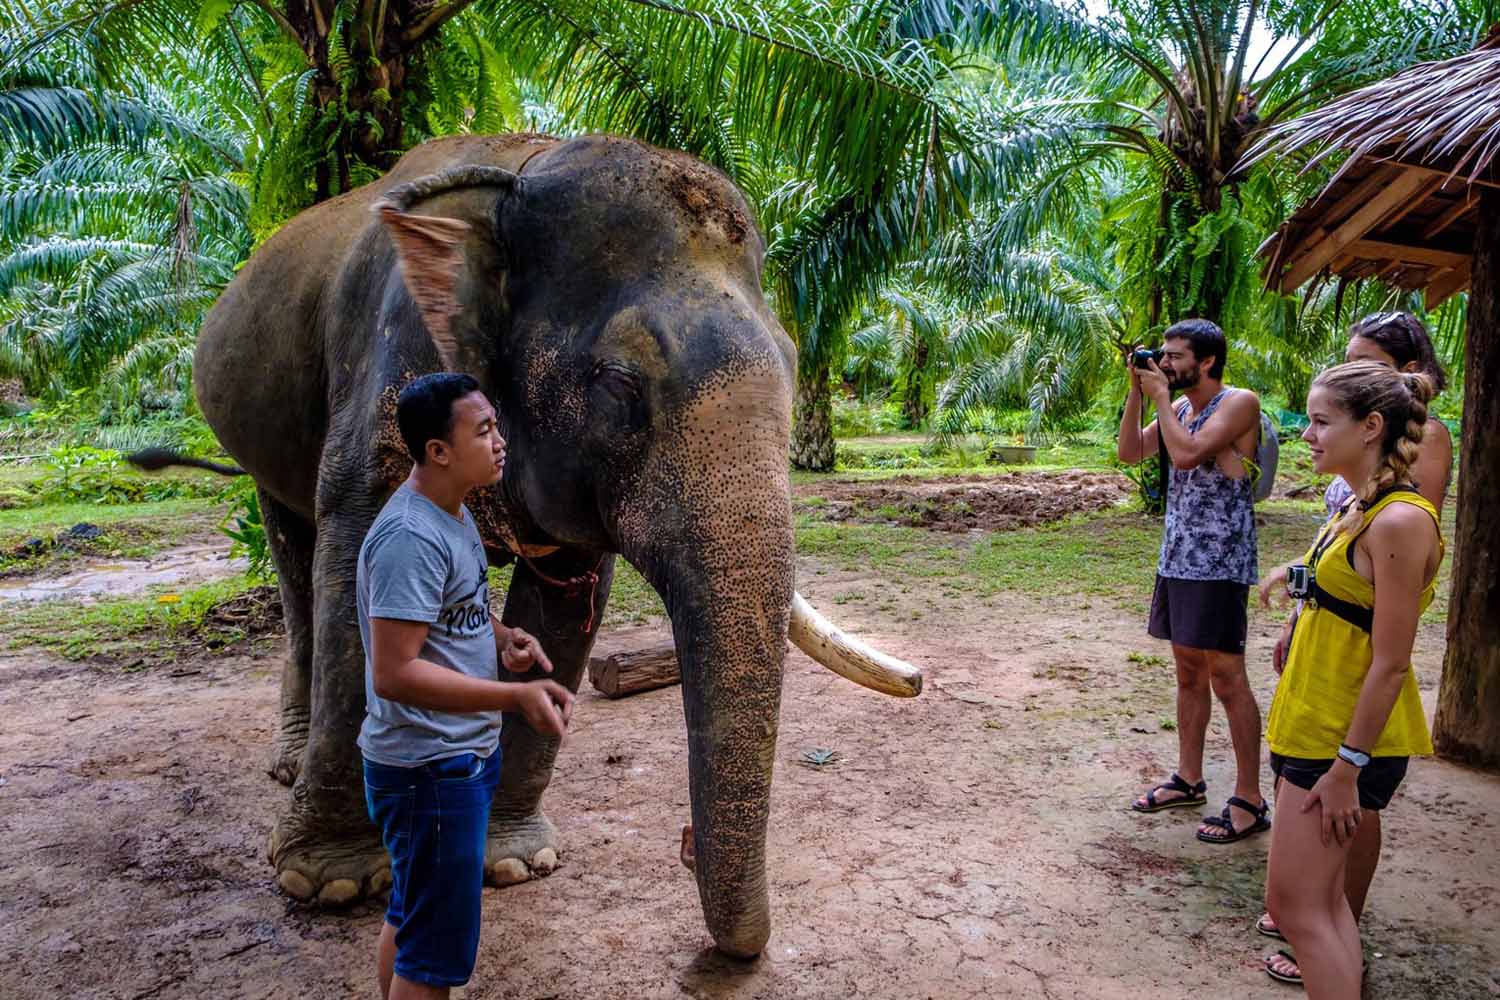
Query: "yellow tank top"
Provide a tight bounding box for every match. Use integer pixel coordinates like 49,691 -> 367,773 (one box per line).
1265,489 -> 1443,758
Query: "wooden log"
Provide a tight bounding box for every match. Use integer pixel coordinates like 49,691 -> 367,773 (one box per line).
588,643 -> 681,698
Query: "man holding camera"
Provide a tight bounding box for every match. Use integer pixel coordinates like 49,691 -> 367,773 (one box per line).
1117,319 -> 1269,844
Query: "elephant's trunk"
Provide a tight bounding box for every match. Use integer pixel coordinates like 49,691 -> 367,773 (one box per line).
672,551 -> 788,958
621,355 -> 794,958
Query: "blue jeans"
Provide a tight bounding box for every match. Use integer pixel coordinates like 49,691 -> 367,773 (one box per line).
363,749 -> 500,988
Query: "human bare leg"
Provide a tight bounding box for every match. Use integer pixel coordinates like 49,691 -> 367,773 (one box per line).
1196,651 -> 1265,839
1133,646 -> 1212,810
1265,782 -> 1361,999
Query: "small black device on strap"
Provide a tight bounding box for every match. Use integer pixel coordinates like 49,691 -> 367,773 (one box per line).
1301,485 -> 1423,633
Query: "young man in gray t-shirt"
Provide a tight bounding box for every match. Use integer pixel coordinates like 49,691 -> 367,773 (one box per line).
357,372 -> 574,1000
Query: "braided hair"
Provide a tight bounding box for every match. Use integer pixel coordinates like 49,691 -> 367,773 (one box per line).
1348,311 -> 1447,394
1312,360 -> 1436,535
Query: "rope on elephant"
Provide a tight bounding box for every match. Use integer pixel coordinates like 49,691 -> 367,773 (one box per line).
519,552 -> 607,633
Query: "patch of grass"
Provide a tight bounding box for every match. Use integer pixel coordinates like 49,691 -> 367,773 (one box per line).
0,574 -> 261,661
602,560 -> 666,625
0,496 -> 220,542
1128,651 -> 1168,667
0,501 -> 224,578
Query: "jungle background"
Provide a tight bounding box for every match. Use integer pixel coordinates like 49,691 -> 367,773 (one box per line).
2,3 -> 1498,999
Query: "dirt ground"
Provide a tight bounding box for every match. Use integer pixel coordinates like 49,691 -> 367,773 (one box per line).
3,482 -> 1498,1000
799,471 -> 1134,532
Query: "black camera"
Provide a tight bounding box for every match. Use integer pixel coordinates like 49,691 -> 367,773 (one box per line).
1131,347 -> 1163,370
1286,563 -> 1313,600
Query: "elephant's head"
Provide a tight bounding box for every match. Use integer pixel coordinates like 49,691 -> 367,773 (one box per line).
372,135 -> 919,957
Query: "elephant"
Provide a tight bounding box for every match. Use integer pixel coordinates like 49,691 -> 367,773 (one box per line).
144,132 -> 922,958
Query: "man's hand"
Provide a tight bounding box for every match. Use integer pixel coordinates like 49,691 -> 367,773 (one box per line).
514,679 -> 574,738
1137,357 -> 1170,404
1259,563 -> 1294,609
501,626 -> 554,675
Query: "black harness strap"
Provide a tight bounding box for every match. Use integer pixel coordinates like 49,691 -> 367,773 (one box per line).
1307,485 -> 1422,633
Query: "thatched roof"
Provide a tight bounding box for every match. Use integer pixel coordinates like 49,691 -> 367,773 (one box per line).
1253,29 -> 1500,307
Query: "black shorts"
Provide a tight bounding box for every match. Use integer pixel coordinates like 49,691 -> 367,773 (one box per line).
1270,752 -> 1409,811
1147,575 -> 1249,655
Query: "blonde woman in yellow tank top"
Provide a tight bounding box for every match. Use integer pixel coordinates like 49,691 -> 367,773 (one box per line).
1256,361 -> 1443,998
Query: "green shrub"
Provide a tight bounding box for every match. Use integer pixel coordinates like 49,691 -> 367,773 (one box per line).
37,446 -> 169,504
218,478 -> 275,582
22,445 -> 221,507
831,398 -> 905,437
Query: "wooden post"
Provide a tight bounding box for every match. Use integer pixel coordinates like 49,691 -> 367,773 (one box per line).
588,643 -> 681,699
1433,186 -> 1500,770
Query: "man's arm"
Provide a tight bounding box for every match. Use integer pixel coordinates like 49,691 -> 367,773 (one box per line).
1116,361 -> 1157,465
371,618 -> 572,734
1153,388 -> 1260,470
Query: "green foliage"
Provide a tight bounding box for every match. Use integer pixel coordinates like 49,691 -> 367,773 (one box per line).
217,477 -> 274,582
3,0 -> 1487,441
830,397 -> 905,438
32,445 -> 210,505
0,40 -> 251,408
1118,450 -> 1166,517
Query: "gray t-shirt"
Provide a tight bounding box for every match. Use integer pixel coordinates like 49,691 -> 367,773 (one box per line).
356,483 -> 501,766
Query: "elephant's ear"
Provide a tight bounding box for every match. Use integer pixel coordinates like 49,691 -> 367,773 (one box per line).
376,205 -> 472,371
372,165 -> 520,371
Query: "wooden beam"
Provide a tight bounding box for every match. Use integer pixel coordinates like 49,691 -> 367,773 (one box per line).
1422,193 -> 1478,240
1392,161 -> 1500,192
1313,163 -> 1402,231
1425,263 -> 1472,309
1347,238 -> 1471,269
1372,175 -> 1448,234
1281,169 -> 1436,291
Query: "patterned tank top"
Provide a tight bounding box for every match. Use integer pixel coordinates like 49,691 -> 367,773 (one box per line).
1324,476 -> 1354,516
1157,389 -> 1259,585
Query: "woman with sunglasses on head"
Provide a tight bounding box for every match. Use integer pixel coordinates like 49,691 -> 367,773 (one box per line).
1321,312 -> 1452,515
1258,312 -> 1452,986
1257,362 -> 1444,997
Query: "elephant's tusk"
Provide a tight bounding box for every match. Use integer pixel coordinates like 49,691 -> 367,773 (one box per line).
788,591 -> 923,697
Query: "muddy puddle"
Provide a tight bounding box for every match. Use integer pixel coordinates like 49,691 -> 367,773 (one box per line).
0,543 -> 244,602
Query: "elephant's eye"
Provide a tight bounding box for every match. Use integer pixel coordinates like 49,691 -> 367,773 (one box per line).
590,361 -> 642,402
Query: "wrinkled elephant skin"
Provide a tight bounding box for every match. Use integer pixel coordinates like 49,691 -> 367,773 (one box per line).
191,133 -> 800,955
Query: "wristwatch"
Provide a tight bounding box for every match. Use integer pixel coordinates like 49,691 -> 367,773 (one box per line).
1337,744 -> 1371,768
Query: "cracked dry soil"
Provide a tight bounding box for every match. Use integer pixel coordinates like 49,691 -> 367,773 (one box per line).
2,559 -> 1497,999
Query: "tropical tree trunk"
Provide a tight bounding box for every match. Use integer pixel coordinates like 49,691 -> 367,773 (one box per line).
902,340 -> 929,429
280,1 -> 451,200
791,362 -> 835,472
1433,189 -> 1500,770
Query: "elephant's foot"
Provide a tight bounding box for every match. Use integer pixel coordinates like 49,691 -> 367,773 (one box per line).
266,706 -> 308,786
268,809 -> 388,906
267,741 -> 304,786
484,810 -> 561,887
